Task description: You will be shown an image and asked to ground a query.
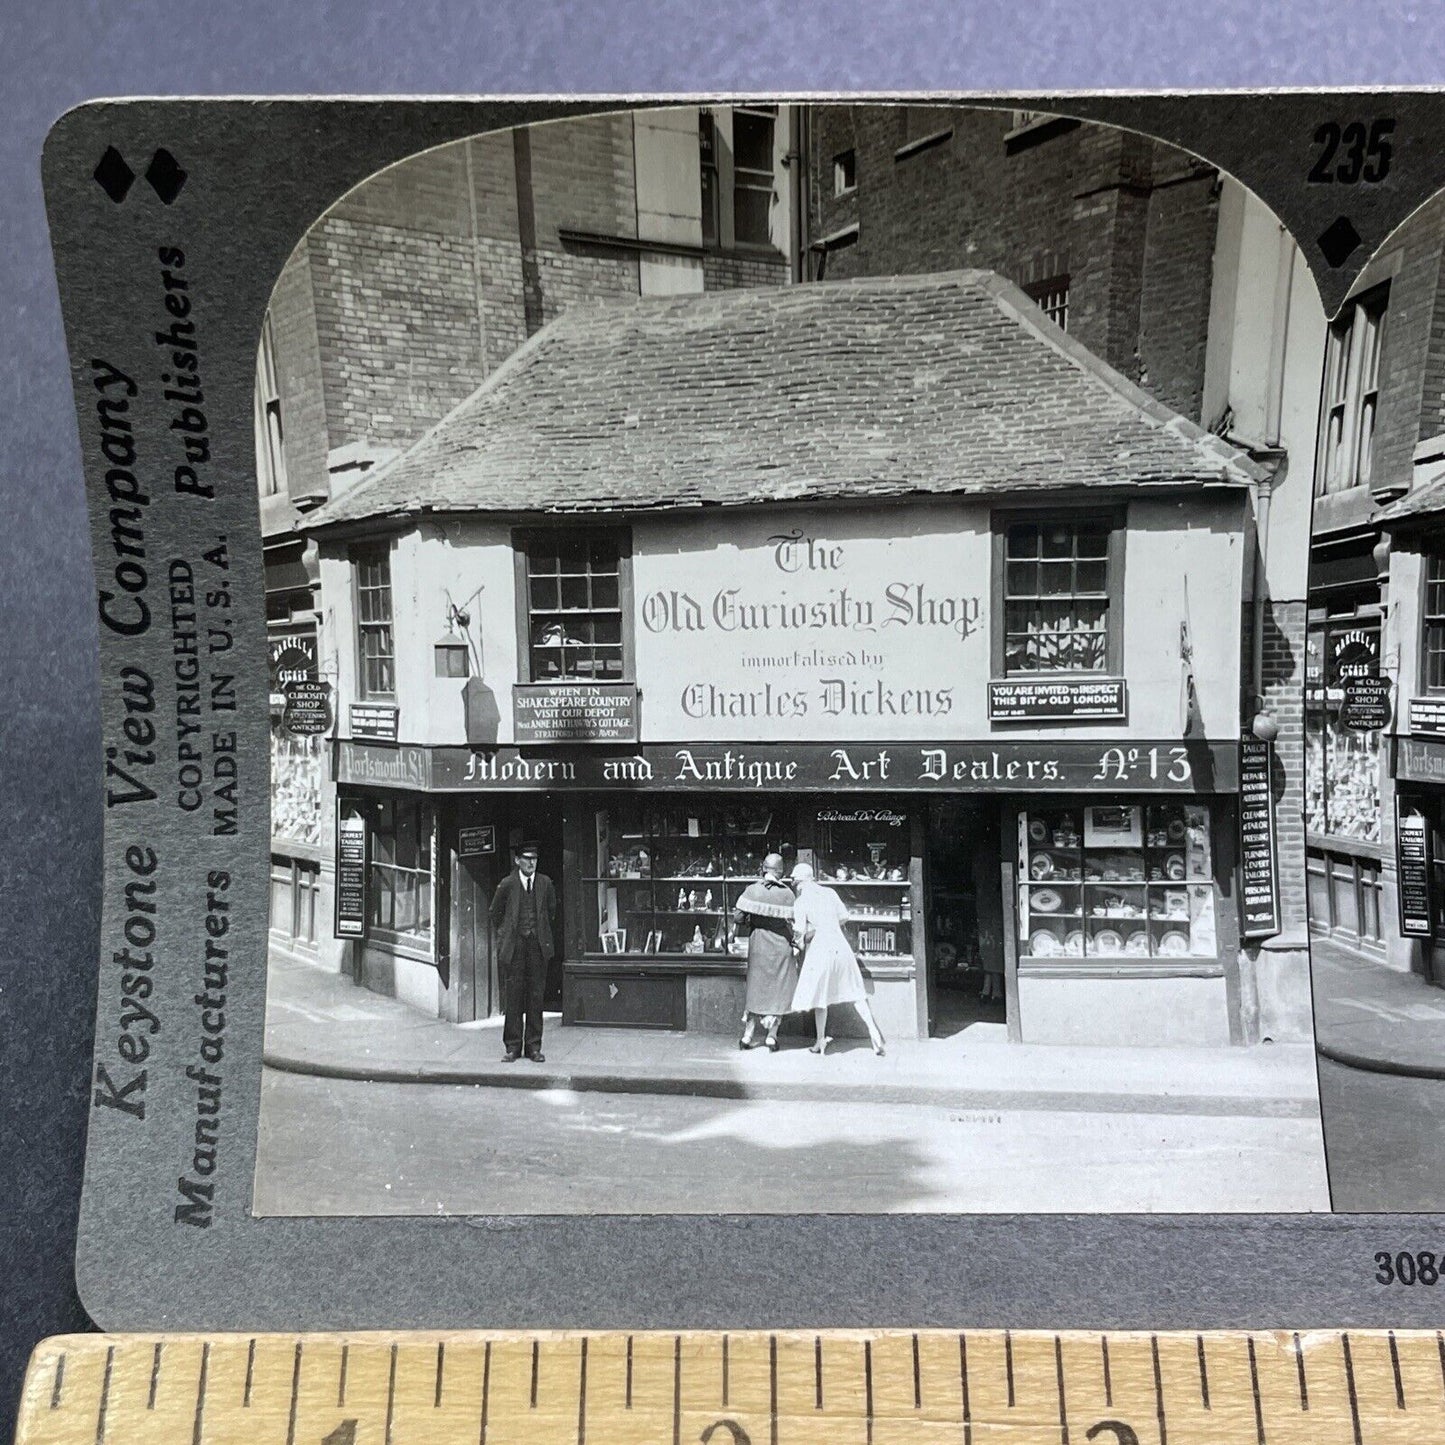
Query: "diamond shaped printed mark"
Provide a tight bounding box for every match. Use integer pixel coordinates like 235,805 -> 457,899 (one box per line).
145,149 -> 187,205
1318,215 -> 1363,270
93,147 -> 135,203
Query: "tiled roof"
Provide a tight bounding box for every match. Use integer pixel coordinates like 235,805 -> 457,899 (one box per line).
307,270 -> 1262,530
1378,475 -> 1445,529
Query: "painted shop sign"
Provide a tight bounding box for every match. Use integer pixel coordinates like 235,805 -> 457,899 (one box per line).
335,738 -> 1239,794
282,680 -> 333,736
1409,697 -> 1445,739
1339,676 -> 1392,731
988,677 -> 1127,722
269,632 -> 317,708
350,702 -> 399,742
1396,807 -> 1435,938
334,808 -> 367,939
1397,735 -> 1445,784
513,682 -> 639,744
634,514 -> 987,742
1238,739 -> 1280,938
458,824 -> 497,857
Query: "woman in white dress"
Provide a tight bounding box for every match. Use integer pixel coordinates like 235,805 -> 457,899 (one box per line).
789,863 -> 886,1056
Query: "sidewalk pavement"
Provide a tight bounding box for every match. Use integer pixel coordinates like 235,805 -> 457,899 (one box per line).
1312,935 -> 1445,1078
264,957 -> 1321,1118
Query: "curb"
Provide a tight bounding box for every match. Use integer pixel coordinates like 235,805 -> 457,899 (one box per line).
1316,1040 -> 1445,1081
261,1051 -> 1319,1119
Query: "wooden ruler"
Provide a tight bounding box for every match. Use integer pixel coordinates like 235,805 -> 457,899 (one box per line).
15,1329 -> 1445,1444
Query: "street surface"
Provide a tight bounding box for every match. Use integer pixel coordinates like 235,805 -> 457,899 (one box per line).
253,1067 -> 1330,1216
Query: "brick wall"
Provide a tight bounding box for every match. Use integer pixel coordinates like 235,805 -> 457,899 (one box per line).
703,250 -> 788,290
267,240 -> 328,506
1260,598 -> 1309,931
808,104 -> 1219,422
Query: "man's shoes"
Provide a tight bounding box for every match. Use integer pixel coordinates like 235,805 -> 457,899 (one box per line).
525,1049 -> 546,1064
502,1049 -> 521,1063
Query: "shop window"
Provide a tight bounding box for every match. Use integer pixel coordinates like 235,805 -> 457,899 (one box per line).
588,800 -> 787,957
270,723 -> 323,846
1022,273 -> 1070,332
732,106 -> 777,246
366,796 -> 433,946
812,806 -> 913,964
517,529 -> 630,682
998,516 -> 1118,675
1316,284 -> 1388,496
353,544 -> 395,699
699,111 -> 720,246
254,312 -> 287,498
833,148 -> 856,195
269,855 -> 320,948
1304,614 -> 1381,842
1424,554 -> 1445,692
1016,802 -> 1218,960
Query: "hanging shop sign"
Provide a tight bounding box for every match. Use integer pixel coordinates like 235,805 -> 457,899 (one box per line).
1238,739 -> 1280,939
1340,676 -> 1392,731
335,737 -> 1239,794
1408,697 -> 1445,738
1396,807 -> 1435,938
334,808 -> 367,939
349,702 -> 400,742
513,682 -> 640,744
269,634 -> 318,709
458,824 -> 497,857
987,677 -> 1127,722
283,680 -> 333,736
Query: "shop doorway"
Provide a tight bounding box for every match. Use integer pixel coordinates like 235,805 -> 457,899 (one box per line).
505,795 -> 567,1007
926,799 -> 1008,1038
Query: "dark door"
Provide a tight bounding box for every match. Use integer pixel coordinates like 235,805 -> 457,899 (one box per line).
447,798 -> 507,1022
505,795 -> 567,1007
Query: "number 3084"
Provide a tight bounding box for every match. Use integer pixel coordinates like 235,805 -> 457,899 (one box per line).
1376,1251 -> 1443,1285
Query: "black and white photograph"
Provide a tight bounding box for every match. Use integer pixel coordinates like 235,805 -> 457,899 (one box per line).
244,101 -> 1365,1217
1304,185 -> 1445,1213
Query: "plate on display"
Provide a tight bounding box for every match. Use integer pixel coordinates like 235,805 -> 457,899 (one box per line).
1164,852 -> 1186,880
1124,931 -> 1151,956
1031,888 -> 1064,913
1030,851 -> 1055,880
1093,929 -> 1124,954
1158,930 -> 1191,956
1064,930 -> 1085,955
1029,818 -> 1049,844
1167,818 -> 1188,842
1029,929 -> 1060,956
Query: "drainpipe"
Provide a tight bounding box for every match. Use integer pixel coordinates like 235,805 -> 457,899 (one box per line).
1250,475 -> 1274,732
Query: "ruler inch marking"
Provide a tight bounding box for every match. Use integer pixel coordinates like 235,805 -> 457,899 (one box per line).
1151,1334 -> 1167,1445
531,1339 -> 540,1409
1292,1331 -> 1308,1411
191,1342 -> 209,1445
912,1332 -> 922,1410
1004,1329 -> 1015,1407
147,1341 -> 161,1411
1438,1330 -> 1445,1404
478,1339 -> 491,1445
1054,1335 -> 1069,1445
285,1341 -> 302,1445
95,1345 -> 114,1445
673,1334 -> 682,1445
769,1335 -> 779,1445
338,1342 -> 348,1409
436,1340 -> 446,1407
1342,1333 -> 1364,1445
577,1337 -> 587,1445
1101,1334 -> 1113,1408
814,1335 -> 823,1410
243,1337 -> 256,1409
626,1335 -> 634,1409
1389,1329 -> 1405,1409
721,1333 -> 729,1407
48,1352 -> 64,1411
1247,1335 -> 1265,1445
385,1341 -> 398,1445
864,1338 -> 875,1445
1196,1333 -> 1210,1410
959,1333 -> 972,1445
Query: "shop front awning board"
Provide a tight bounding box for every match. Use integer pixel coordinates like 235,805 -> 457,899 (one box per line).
304,269 -> 1263,532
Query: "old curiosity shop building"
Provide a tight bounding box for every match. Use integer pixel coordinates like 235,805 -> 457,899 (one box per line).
293,268 -> 1309,1049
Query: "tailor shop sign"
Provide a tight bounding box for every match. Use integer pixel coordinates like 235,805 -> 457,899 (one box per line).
633,516 -> 986,740
335,738 -> 1236,793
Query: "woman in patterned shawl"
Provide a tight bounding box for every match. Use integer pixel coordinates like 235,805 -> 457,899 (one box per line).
732,853 -> 798,1052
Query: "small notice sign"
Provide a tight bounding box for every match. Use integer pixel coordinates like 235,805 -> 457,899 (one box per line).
1397,808 -> 1435,938
1409,696 -> 1445,738
458,824 -> 496,857
335,810 -> 367,939
513,682 -> 640,743
988,677 -> 1127,721
350,702 -> 400,742
1239,739 -> 1280,939
1340,676 -> 1392,731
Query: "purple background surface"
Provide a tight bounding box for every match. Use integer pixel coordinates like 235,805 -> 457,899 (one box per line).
2,0 -> 1441,1433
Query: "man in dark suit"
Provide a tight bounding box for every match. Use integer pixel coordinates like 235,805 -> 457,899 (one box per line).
489,842 -> 557,1063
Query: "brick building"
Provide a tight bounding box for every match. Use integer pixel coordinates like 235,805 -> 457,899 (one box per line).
1308,192 -> 1445,979
803,103 -> 1328,1039
259,106 -> 800,968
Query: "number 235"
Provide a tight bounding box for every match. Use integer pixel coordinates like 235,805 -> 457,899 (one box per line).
1310,120 -> 1394,185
